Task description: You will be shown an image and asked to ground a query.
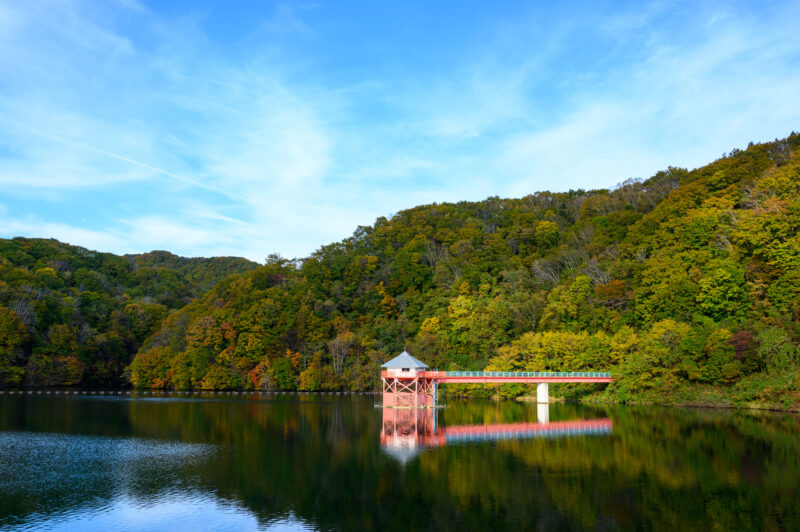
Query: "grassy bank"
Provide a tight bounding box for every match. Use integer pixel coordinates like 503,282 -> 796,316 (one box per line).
566,370 -> 800,412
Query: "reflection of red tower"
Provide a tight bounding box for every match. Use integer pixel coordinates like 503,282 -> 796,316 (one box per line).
380,404 -> 613,463
380,406 -> 443,462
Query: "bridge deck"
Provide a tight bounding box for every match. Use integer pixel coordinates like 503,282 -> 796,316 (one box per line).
381,370 -> 613,384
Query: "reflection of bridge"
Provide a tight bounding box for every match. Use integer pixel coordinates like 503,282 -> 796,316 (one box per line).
381,352 -> 613,408
380,406 -> 613,463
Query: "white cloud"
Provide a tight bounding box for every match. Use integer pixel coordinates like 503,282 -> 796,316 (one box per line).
1,0 -> 799,262
477,2 -> 800,196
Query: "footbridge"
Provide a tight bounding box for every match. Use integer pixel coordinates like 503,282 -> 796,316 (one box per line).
424,370 -> 613,384
381,352 -> 612,408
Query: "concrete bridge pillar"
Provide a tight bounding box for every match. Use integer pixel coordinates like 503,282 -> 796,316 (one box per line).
537,382 -> 549,404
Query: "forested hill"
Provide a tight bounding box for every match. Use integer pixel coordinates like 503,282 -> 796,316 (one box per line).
126,250 -> 260,292
123,134 -> 800,409
0,238 -> 258,387
3,135 -> 800,408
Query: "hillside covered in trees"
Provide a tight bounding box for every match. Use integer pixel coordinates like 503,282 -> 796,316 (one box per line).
3,134 -> 800,409
0,240 -> 258,387
122,134 -> 799,410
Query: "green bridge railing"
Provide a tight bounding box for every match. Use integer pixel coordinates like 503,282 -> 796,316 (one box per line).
439,371 -> 612,378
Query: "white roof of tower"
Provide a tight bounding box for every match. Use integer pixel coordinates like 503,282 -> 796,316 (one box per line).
381,351 -> 428,369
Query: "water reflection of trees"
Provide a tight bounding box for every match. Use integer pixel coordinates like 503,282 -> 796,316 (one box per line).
1,396 -> 798,531
125,398 -> 799,531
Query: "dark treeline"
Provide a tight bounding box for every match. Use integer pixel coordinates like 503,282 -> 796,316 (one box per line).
0,240 -> 258,387
2,134 -> 800,408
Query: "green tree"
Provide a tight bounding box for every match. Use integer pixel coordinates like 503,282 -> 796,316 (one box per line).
757,328 -> 798,374
535,221 -> 559,248
0,306 -> 28,386
696,263 -> 748,320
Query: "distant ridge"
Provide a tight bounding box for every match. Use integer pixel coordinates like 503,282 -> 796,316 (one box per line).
0,237 -> 258,387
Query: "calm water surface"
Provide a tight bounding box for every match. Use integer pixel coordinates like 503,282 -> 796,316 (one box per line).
0,393 -> 798,531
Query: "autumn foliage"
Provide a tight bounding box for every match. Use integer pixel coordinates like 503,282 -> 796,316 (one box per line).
4,135 -> 800,408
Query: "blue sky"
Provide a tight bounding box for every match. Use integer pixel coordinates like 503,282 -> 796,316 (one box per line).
1,0 -> 799,262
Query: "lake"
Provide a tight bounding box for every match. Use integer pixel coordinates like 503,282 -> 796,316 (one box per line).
0,392 -> 798,531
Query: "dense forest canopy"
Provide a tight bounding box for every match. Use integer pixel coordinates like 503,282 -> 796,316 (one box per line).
2,134 -> 800,408
0,240 -> 258,387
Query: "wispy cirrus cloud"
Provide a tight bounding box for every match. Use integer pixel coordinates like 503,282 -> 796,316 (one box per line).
1,0 -> 799,261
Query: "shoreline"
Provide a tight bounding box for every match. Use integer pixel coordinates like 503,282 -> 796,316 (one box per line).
2,387 -> 798,414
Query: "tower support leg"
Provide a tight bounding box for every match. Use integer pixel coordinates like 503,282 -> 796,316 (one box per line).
537,382 -> 549,404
